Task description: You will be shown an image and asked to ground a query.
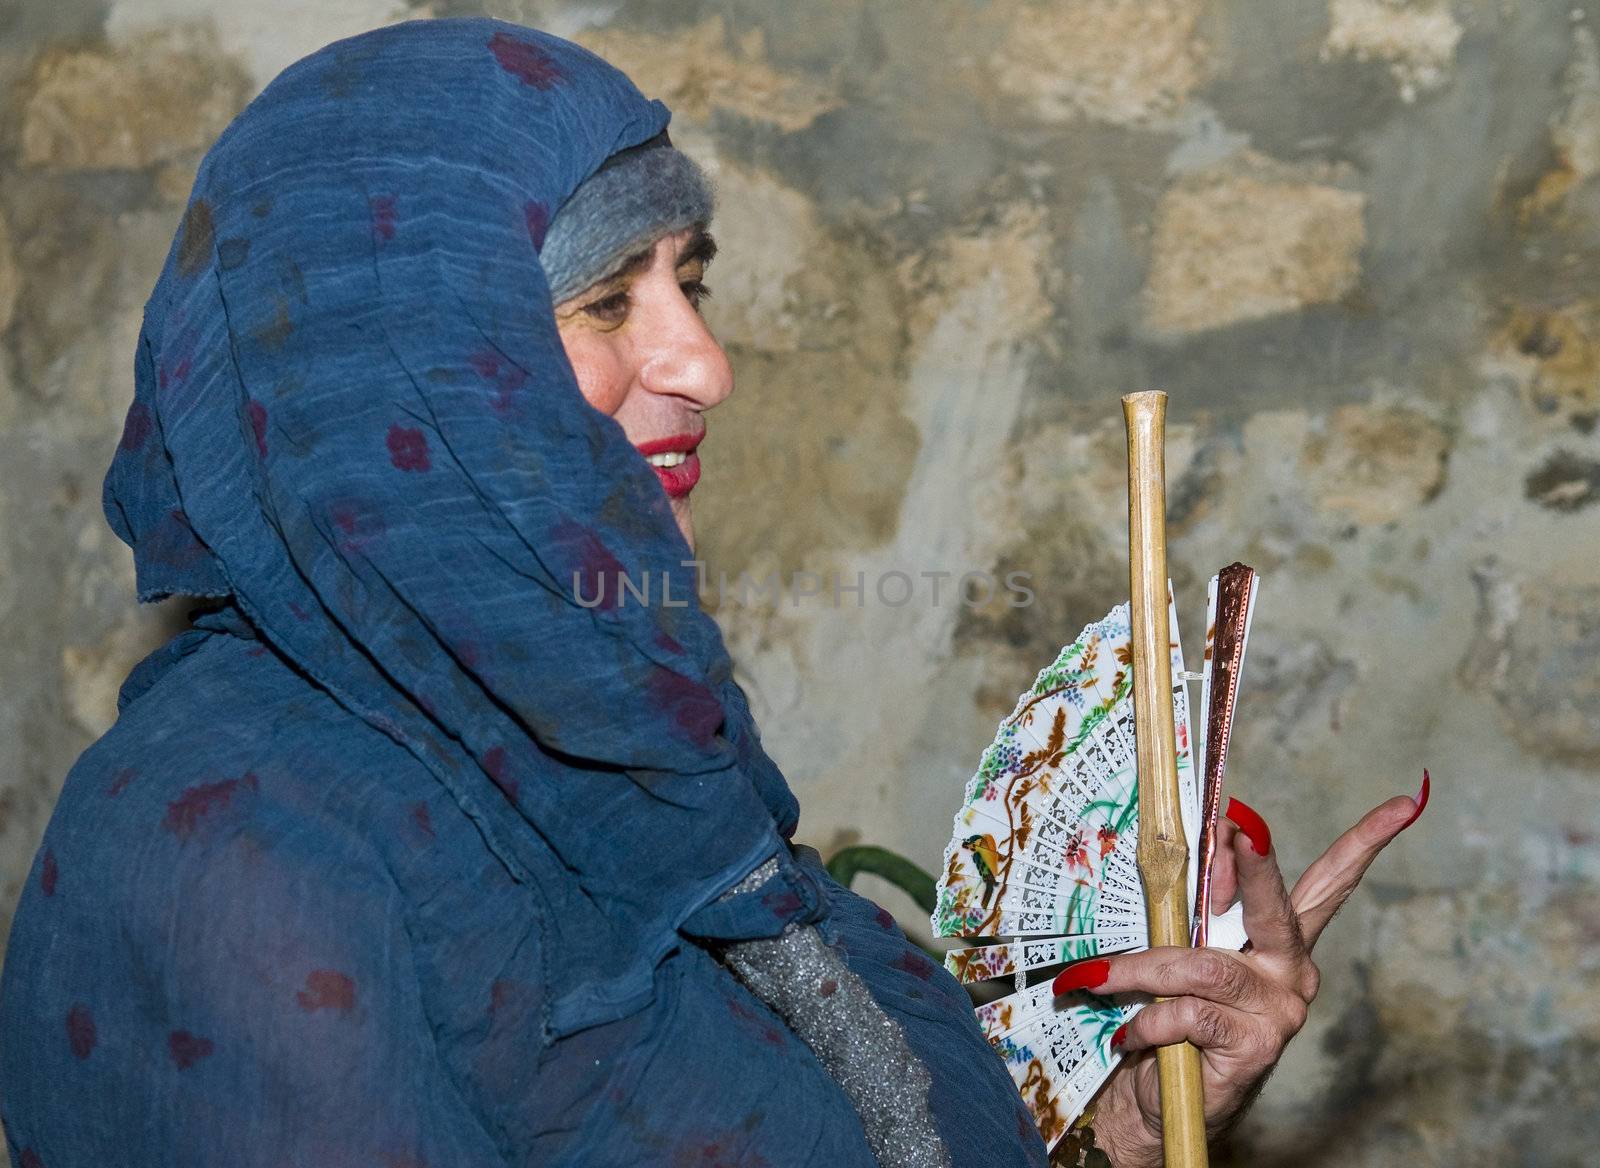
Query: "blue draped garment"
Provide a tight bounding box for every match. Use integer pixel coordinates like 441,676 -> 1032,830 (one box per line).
0,18 -> 1047,1167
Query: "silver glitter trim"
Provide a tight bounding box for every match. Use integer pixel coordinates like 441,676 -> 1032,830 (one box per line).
717,859 -> 952,1168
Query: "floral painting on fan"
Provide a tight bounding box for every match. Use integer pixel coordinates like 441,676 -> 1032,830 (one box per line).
931,572 -> 1256,1151
933,597 -> 1194,946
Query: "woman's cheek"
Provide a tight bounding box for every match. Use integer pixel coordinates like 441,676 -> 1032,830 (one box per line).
562,334 -> 629,418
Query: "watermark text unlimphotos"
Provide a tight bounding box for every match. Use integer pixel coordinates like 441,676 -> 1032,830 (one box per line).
572,563 -> 1035,610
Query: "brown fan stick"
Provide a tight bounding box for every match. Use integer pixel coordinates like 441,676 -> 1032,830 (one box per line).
1193,562 -> 1258,946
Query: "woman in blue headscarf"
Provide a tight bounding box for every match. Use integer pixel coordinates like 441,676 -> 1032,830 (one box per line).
0,19 -> 1025,1166
0,17 -> 1423,1168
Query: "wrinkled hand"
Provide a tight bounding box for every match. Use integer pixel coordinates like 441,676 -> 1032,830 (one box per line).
1084,779 -> 1428,1168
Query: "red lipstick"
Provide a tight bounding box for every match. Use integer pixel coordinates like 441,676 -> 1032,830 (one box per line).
635,432 -> 702,499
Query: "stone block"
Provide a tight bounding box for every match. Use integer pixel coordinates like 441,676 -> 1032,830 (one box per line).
19,29 -> 248,171
1144,156 -> 1366,335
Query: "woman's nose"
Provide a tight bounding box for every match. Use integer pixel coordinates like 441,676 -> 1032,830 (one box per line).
637,292 -> 733,410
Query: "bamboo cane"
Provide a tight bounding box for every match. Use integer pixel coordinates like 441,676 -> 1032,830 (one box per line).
1121,391 -> 1209,1168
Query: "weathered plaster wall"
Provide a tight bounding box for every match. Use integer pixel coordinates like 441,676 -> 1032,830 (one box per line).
2,2 -> 1597,1164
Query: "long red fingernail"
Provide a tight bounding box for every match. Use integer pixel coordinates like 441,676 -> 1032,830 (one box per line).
1111,1022 -> 1129,1050
1225,797 -> 1271,856
1402,769 -> 1430,830
1051,958 -> 1110,996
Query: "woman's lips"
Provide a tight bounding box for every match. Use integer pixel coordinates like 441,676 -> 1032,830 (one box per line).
635,433 -> 703,499
651,452 -> 700,498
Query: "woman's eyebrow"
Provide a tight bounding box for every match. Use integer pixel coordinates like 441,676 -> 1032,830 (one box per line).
586,229 -> 718,293
676,228 -> 717,268
604,247 -> 655,283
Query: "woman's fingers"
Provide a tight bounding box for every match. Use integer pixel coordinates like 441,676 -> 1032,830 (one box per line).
1085,778 -> 1431,1167
1207,818 -> 1240,913
1054,945 -> 1267,1010
1224,798 -> 1307,962
1288,775 -> 1428,949
1112,993 -> 1302,1059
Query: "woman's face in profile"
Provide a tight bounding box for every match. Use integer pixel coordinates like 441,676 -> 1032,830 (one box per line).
553,226 -> 730,551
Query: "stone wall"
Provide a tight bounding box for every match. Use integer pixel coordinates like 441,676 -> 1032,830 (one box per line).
3,2 -> 1598,1164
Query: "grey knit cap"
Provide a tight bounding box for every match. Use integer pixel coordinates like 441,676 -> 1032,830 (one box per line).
540,129 -> 716,306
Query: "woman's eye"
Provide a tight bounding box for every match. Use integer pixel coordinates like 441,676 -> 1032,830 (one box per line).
682,279 -> 712,310
578,281 -> 712,325
583,290 -> 631,324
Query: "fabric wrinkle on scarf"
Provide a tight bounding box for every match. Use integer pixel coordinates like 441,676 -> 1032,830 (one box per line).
98,16 -> 822,1040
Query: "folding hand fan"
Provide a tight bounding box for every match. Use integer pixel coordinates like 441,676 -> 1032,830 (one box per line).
931,564 -> 1259,1151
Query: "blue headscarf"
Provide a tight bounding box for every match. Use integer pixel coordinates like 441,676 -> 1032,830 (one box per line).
1,21 -> 1054,1165
100,16 -> 823,1037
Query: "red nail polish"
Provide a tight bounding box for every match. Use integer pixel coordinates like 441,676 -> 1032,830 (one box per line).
1111,1022 -> 1129,1050
1225,797 -> 1271,856
1402,769 -> 1430,830
1051,958 -> 1110,996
